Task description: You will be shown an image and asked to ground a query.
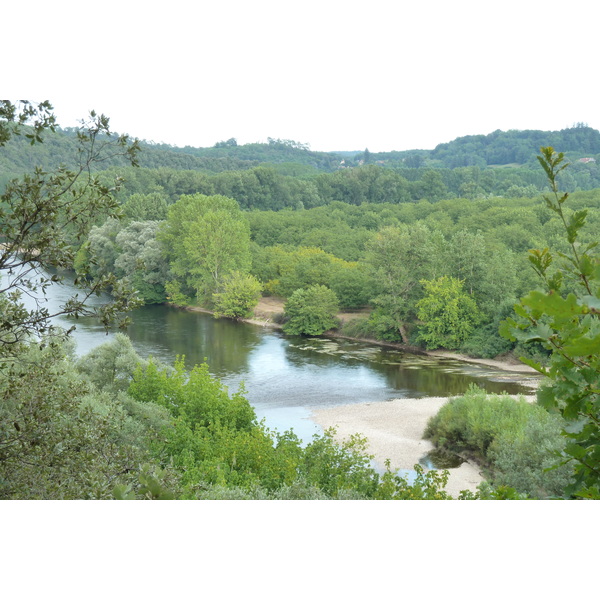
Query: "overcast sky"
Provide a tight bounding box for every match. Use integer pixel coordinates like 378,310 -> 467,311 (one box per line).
5,0 -> 599,152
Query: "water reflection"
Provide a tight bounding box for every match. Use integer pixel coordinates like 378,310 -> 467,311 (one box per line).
126,305 -> 262,376
19,271 -> 534,442
283,335 -> 526,398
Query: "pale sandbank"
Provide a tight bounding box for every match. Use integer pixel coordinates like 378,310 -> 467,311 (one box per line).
311,390 -> 537,499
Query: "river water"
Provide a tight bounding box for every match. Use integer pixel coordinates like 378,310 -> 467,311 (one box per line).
26,272 -> 531,444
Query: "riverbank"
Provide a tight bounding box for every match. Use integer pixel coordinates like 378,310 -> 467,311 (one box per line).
311,397 -> 481,498
251,298 -> 541,377
168,299 -> 542,496
177,298 -> 542,379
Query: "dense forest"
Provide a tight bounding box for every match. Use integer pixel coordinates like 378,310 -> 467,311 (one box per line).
1,101 -> 598,500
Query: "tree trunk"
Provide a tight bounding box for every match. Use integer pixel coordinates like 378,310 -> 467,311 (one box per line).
398,323 -> 409,345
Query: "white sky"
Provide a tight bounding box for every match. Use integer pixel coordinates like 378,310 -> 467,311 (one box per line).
5,0 -> 600,152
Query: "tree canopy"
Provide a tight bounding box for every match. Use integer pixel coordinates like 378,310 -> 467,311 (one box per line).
0,101 -> 141,356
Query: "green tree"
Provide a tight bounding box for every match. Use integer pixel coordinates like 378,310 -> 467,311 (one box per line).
159,194 -> 251,305
114,221 -> 169,304
365,223 -> 443,343
76,332 -> 149,392
446,230 -> 487,296
329,262 -> 372,309
0,102 -> 141,355
80,218 -> 123,280
412,170 -> 448,202
416,276 -> 481,349
75,219 -> 169,304
122,192 -> 168,222
501,147 -> 600,498
282,285 -> 339,336
263,246 -> 348,298
213,271 -> 262,320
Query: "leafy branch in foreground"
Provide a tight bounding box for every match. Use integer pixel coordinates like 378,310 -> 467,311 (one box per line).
0,100 -> 56,145
500,146 -> 600,498
0,101 -> 142,355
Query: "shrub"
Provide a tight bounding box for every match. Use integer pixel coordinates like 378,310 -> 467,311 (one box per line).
424,385 -> 572,498
416,276 -> 481,350
282,284 -> 340,336
339,315 -> 378,339
212,271 -> 262,320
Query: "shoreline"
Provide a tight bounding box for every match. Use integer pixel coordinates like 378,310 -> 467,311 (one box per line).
173,300 -> 541,496
175,301 -> 541,377
311,396 -> 488,498
311,386 -> 540,498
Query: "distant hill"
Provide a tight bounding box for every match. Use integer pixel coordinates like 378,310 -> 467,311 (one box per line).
162,126 -> 600,170
1,124 -> 599,178
424,124 -> 600,168
164,137 -> 344,172
0,128 -> 262,175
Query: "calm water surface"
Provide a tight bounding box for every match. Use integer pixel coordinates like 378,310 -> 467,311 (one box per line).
30,274 -> 533,443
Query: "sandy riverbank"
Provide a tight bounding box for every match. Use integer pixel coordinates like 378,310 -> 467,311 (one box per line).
181,298 -> 542,496
310,397 -> 486,497
425,350 -> 538,374
310,386 -> 540,499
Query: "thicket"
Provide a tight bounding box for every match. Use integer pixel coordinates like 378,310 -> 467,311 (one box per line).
71,178 -> 600,355
2,331 -> 481,500
424,386 -> 572,498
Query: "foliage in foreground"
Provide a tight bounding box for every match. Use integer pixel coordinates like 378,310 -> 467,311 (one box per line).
424,386 -> 573,498
0,101 -> 142,358
501,147 -> 600,498
0,337 -> 177,499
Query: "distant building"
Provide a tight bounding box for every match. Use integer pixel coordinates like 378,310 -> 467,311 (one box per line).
578,157 -> 596,163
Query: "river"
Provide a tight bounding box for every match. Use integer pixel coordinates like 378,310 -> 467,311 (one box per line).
26,272 -> 532,444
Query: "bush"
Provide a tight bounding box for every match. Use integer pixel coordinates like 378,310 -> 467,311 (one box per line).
424,385 -> 572,498
488,416 -> 573,497
212,271 -> 262,319
282,284 -> 340,336
361,309 -> 405,342
416,276 -> 481,350
339,315 -> 376,339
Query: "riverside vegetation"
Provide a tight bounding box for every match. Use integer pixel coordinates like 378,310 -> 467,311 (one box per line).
1,101 -> 598,499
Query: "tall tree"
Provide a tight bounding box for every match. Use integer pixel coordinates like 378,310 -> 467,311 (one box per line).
365,223 -> 443,342
159,194 -> 251,305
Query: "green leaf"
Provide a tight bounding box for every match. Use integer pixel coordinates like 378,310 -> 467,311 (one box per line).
566,210 -> 587,244
537,385 -> 558,410
113,484 -> 135,500
524,323 -> 553,342
523,290 -> 583,319
579,254 -> 597,278
519,356 -> 548,376
564,442 -> 588,460
561,333 -> 600,357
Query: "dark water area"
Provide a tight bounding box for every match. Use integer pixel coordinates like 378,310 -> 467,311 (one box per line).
23,272 -> 533,444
